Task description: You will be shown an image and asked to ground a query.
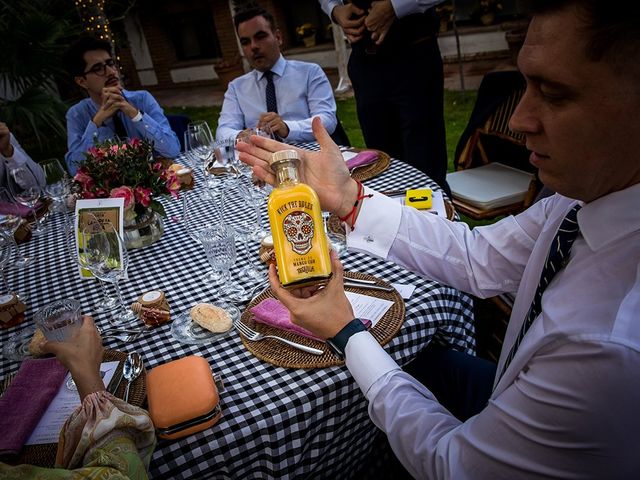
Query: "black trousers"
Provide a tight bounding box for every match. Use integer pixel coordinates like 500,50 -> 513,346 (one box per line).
348,37 -> 451,196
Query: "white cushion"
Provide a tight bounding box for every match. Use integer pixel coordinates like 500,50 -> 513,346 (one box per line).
447,163 -> 534,209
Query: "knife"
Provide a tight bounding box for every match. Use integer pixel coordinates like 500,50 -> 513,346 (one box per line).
343,281 -> 395,292
108,364 -> 124,395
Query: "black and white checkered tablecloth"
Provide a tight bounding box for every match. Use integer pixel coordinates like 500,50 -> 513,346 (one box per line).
0,145 -> 474,479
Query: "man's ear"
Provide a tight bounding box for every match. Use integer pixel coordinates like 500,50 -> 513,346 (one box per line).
275,28 -> 283,47
74,75 -> 88,90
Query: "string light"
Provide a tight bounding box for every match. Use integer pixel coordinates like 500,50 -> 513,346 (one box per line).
75,0 -> 112,42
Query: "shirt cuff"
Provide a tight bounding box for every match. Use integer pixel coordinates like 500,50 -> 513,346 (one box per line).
346,187 -> 402,259
346,331 -> 401,397
131,110 -> 143,122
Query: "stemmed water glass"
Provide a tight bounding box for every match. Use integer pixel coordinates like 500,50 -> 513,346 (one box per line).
199,224 -> 247,303
186,121 -> 218,200
236,175 -> 269,240
0,231 -> 16,296
41,158 -> 71,214
214,137 -> 239,181
0,187 -> 34,269
222,184 -> 265,281
8,165 -> 45,235
80,219 -> 136,325
183,190 -> 224,284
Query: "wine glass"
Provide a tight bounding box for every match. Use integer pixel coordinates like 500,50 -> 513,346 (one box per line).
183,190 -> 224,284
236,174 -> 269,240
80,220 -> 136,325
0,187 -> 33,269
214,137 -> 239,181
41,158 -> 71,214
186,121 -> 218,200
0,230 -> 16,295
234,127 -> 274,179
323,212 -> 347,257
8,166 -> 46,235
65,215 -> 118,312
199,224 -> 247,303
221,184 -> 265,282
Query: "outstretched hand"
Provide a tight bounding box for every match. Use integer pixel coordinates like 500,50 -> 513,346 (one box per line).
268,249 -> 354,339
236,117 -> 359,218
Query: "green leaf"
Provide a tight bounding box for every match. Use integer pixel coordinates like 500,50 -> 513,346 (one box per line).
148,200 -> 166,218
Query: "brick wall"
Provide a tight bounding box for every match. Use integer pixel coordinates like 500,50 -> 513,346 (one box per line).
118,0 -> 295,91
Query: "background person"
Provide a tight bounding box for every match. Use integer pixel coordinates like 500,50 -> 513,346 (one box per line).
238,0 -> 640,475
215,7 -> 337,143
63,36 -> 180,175
0,122 -> 45,189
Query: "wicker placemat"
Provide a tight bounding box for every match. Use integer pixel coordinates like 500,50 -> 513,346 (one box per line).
238,272 -> 405,368
347,148 -> 391,182
0,350 -> 146,468
327,190 -> 456,236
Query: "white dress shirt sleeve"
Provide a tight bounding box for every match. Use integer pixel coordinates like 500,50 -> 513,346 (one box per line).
318,0 -> 343,18
346,331 -> 640,479
348,186 -> 546,298
1,134 -> 45,187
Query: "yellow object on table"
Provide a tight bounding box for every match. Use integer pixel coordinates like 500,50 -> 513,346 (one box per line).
405,189 -> 433,210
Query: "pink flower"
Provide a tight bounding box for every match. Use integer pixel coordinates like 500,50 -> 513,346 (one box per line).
109,186 -> 135,210
134,186 -> 152,207
74,171 -> 94,189
110,144 -> 120,154
94,188 -> 108,198
129,138 -> 142,147
152,161 -> 163,172
165,172 -> 181,199
82,190 -> 96,199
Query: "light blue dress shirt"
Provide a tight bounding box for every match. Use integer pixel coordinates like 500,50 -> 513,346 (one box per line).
319,0 -> 443,18
215,55 -> 337,142
64,90 -> 180,175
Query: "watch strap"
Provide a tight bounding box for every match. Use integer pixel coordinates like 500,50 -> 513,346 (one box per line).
326,318 -> 368,359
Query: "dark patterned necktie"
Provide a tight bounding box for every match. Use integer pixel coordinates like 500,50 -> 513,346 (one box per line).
112,112 -> 128,140
264,71 -> 278,113
497,204 -> 582,382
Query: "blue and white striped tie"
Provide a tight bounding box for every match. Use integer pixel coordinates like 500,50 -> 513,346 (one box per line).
497,204 -> 582,382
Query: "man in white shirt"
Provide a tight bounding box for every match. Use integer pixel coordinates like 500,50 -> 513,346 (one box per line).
215,7 -> 337,143
238,0 -> 640,477
0,122 -> 45,188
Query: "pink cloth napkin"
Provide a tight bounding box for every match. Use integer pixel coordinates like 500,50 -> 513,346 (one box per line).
0,201 -> 35,218
250,298 -> 372,341
250,298 -> 324,341
0,357 -> 68,455
345,150 -> 379,170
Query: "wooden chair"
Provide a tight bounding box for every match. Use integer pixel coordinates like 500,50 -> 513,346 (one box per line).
448,71 -> 539,220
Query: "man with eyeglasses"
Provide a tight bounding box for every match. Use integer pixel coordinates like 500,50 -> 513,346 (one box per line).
63,37 -> 180,175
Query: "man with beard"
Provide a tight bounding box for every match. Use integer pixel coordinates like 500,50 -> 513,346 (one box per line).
216,7 -> 337,143
64,37 -> 180,175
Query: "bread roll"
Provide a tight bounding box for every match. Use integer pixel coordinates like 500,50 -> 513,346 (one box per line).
190,304 -> 232,333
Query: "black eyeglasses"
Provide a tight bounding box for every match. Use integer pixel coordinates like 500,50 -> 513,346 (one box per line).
83,58 -> 118,77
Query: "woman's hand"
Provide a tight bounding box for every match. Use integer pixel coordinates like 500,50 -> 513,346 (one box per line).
40,316 -> 105,400
268,250 -> 354,340
236,117 -> 359,218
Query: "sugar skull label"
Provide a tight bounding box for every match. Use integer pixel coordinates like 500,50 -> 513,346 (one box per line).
283,211 -> 314,255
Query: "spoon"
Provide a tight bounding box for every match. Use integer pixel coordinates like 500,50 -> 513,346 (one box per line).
122,352 -> 143,403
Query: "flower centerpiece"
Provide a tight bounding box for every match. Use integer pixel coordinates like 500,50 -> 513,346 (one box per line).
74,137 -> 181,249
296,23 -> 317,47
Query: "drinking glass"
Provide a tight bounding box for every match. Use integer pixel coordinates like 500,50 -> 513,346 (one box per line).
80,221 -> 136,325
236,175 -> 269,240
323,212 -> 347,257
34,299 -> 82,342
183,190 -> 223,284
214,137 -> 238,180
186,121 -> 218,200
41,158 -> 71,214
199,224 -> 247,303
8,166 -> 45,235
234,127 -> 274,179
0,231 -> 16,295
222,185 -> 265,281
0,187 -> 33,268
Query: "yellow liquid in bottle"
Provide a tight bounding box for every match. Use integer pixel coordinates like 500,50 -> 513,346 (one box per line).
267,182 -> 332,289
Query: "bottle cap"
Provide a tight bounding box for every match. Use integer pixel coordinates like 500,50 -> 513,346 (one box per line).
261,235 -> 274,248
270,149 -> 299,166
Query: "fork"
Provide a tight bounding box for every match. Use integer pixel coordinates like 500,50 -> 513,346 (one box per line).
101,331 -> 143,343
235,321 -> 324,355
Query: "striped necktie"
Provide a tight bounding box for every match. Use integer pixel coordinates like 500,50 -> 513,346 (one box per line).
264,71 -> 278,113
497,204 -> 582,382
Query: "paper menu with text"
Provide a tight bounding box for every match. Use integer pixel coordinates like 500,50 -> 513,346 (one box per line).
74,198 -> 124,279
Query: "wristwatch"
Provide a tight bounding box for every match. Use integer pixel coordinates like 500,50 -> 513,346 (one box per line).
326,318 -> 368,360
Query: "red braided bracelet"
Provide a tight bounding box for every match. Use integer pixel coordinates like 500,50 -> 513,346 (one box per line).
338,180 -> 373,229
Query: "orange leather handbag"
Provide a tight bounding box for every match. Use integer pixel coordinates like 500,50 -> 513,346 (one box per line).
146,355 -> 222,440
